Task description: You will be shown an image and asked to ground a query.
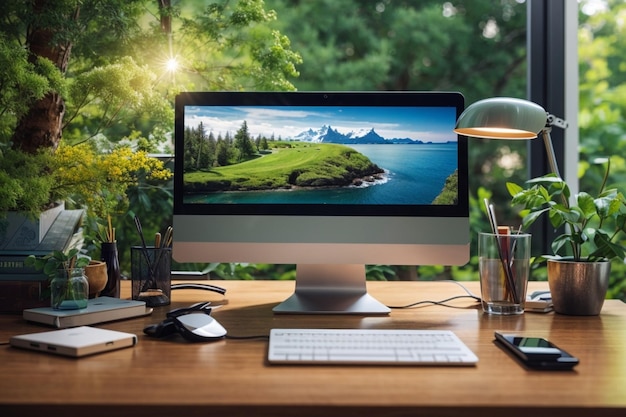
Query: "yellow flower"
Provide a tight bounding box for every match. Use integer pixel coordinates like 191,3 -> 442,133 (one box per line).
52,143 -> 172,219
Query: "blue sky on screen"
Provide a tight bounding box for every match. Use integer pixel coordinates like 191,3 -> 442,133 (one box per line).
185,106 -> 457,143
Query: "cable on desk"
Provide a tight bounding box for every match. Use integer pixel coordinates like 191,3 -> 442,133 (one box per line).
387,280 -> 481,310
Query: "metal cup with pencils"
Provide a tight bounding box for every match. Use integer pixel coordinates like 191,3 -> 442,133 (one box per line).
131,216 -> 173,307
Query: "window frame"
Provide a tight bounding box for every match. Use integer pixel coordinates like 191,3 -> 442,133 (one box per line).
527,0 -> 578,255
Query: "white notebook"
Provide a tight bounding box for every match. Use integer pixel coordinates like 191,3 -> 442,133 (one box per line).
10,326 -> 137,357
23,297 -> 152,328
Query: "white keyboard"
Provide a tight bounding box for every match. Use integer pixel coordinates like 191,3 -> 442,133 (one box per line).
268,328 -> 478,365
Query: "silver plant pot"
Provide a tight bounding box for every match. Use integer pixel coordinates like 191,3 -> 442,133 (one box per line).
547,259 -> 610,315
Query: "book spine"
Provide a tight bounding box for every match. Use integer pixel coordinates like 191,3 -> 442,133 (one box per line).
0,256 -> 42,275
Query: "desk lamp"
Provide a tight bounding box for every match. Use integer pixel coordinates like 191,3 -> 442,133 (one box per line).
455,97 -> 569,298
454,97 -> 567,177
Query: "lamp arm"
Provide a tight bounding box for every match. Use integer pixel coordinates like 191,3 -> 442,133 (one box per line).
541,128 -> 562,180
541,112 -> 568,180
542,119 -> 582,259
546,113 -> 568,130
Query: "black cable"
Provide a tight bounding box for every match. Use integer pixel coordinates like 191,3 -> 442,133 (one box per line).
171,283 -> 226,294
387,280 -> 481,309
387,294 -> 480,309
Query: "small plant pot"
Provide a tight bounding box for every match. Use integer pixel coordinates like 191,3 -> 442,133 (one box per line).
84,260 -> 108,298
547,259 -> 610,316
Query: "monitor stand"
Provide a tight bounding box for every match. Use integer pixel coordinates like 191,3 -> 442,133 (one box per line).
272,264 -> 391,315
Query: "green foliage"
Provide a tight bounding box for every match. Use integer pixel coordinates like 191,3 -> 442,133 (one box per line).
0,41 -> 64,143
0,0 -> 301,150
559,1 -> 626,301
0,148 -> 57,218
64,57 -> 172,145
433,170 -> 459,205
0,0 -> 302,275
507,165 -> 626,262
267,0 -> 526,102
0,142 -> 171,221
141,0 -> 301,92
25,248 -> 90,279
233,121 -> 256,161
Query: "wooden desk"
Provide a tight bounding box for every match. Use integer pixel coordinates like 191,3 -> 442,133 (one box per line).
1,280 -> 625,417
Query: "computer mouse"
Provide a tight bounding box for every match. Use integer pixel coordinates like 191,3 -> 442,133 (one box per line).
174,313 -> 227,342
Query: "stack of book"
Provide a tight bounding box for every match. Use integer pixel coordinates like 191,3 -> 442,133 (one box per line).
0,209 -> 84,312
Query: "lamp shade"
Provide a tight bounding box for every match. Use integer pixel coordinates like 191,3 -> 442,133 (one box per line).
454,97 -> 548,139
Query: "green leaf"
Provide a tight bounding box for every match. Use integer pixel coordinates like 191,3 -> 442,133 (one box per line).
595,193 -> 622,218
553,203 -> 580,223
551,233 -> 573,256
526,174 -> 563,185
548,207 -> 565,228
506,182 -> 523,197
577,192 -> 597,218
591,230 -> 625,261
43,262 -> 57,276
522,207 -> 550,229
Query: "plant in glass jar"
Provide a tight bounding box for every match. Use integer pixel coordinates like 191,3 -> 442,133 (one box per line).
25,248 -> 90,309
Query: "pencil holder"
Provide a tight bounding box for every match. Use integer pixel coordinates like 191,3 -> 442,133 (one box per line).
478,232 -> 531,315
131,246 -> 171,306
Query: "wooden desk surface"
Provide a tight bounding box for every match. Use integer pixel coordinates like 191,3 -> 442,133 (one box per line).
1,280 -> 625,417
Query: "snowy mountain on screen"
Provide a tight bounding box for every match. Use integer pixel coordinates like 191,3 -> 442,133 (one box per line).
291,125 -> 422,144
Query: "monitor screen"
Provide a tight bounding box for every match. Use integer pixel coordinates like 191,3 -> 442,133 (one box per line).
173,91 -> 469,314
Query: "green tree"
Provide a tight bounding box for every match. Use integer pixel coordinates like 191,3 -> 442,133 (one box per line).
266,0 -> 528,280
578,0 -> 626,299
0,0 -> 302,275
216,138 -> 231,167
0,0 -> 147,153
0,0 -> 302,153
234,120 -> 256,161
267,0 -> 525,103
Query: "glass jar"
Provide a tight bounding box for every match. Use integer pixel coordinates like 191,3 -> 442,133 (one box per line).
50,268 -> 89,310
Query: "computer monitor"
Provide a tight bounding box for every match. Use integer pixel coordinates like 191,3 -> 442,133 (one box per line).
173,91 -> 469,314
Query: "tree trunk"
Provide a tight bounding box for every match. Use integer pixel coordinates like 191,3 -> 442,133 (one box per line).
12,93 -> 66,153
158,0 -> 172,35
11,1 -> 78,154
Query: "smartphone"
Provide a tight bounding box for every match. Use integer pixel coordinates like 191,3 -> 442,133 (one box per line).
494,332 -> 579,370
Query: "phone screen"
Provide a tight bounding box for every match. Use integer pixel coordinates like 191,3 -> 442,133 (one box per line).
505,336 -> 562,358
494,332 -> 579,370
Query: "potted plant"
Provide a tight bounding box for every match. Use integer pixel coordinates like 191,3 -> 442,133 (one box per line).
84,259 -> 108,299
506,159 -> 626,315
25,248 -> 90,310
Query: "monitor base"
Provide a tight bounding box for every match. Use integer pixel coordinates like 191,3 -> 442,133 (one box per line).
272,264 -> 391,315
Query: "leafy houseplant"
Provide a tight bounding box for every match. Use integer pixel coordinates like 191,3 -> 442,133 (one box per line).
506,162 -> 626,262
25,248 -> 90,310
506,160 -> 626,315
